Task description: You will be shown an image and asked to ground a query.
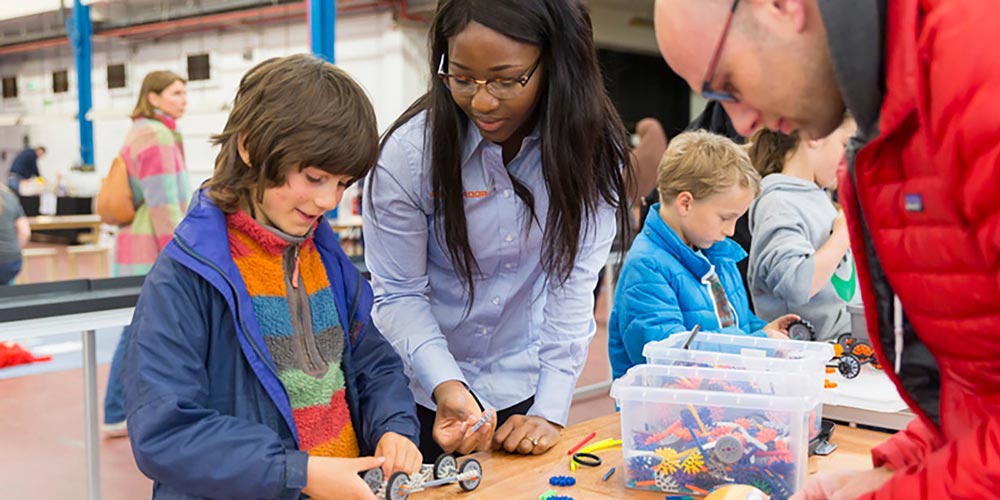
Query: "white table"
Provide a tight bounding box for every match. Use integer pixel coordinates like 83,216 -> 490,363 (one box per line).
0,307 -> 135,500
822,366 -> 914,430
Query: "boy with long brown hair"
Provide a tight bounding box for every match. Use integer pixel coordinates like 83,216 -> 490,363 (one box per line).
122,54 -> 420,500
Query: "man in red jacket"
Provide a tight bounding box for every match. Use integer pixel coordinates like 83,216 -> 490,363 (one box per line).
654,0 -> 1000,499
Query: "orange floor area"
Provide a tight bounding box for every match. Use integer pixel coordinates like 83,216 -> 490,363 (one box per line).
0,275 -> 618,499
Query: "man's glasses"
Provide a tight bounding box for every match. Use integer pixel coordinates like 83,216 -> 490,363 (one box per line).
701,0 -> 740,102
437,54 -> 541,100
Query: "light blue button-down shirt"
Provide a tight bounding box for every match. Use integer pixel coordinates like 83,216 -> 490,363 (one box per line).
362,111 -> 616,425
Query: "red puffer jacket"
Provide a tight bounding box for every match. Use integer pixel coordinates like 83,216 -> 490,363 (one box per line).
839,0 -> 1000,498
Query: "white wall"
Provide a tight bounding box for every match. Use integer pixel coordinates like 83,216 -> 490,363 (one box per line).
0,9 -> 429,217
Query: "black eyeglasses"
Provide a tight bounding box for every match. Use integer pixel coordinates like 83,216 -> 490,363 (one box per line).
437,54 -> 541,100
701,0 -> 740,102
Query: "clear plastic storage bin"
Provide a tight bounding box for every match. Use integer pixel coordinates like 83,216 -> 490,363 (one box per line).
610,364 -> 817,499
643,331 -> 834,439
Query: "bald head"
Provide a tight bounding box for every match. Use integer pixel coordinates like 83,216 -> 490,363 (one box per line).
653,0 -> 846,140
654,0 -> 733,91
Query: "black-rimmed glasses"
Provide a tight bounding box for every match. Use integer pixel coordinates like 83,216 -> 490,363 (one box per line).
437,54 -> 541,100
701,0 -> 740,102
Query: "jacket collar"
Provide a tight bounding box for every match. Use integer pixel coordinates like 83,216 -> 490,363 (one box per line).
818,0 -> 887,142
643,203 -> 746,279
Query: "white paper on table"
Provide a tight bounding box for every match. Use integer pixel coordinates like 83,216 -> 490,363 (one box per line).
39,192 -> 57,215
821,366 -> 909,413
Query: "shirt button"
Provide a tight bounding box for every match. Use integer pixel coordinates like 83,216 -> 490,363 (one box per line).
504,263 -> 513,270
504,234 -> 514,243
471,360 -> 479,367
492,296 -> 501,305
503,189 -> 512,199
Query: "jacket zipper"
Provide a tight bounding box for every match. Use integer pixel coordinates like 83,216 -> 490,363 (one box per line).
174,235 -> 281,378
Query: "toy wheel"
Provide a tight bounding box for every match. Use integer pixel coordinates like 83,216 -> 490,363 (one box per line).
433,453 -> 458,480
787,320 -> 815,341
836,333 -> 854,349
362,467 -> 384,494
386,471 -> 410,500
850,340 -> 875,363
458,458 -> 483,491
838,354 -> 862,379
713,435 -> 744,464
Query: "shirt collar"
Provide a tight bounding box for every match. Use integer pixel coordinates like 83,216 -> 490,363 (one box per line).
460,116 -> 543,165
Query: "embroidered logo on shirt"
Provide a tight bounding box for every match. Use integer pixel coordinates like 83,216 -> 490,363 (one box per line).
429,190 -> 490,199
904,193 -> 923,212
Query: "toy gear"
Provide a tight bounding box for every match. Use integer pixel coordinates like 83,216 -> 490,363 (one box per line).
786,319 -> 816,341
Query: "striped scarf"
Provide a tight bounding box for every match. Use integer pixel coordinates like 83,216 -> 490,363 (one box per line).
227,209 -> 360,458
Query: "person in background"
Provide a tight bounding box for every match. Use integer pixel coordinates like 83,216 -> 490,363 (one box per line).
6,145 -> 46,193
747,116 -> 859,342
123,54 -> 420,500
0,184 -> 30,284
103,70 -> 189,437
608,130 -> 798,379
364,0 -> 631,459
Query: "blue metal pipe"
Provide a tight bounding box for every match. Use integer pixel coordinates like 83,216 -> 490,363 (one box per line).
308,0 -> 337,64
308,0 -> 338,219
67,0 -> 94,166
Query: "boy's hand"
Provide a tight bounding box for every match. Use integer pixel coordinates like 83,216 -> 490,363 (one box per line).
493,415 -> 562,455
302,456 -> 382,500
374,432 -> 422,476
763,313 -> 800,339
790,467 -> 894,500
432,380 -> 496,454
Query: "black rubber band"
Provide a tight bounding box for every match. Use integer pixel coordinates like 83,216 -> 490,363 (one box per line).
572,452 -> 602,467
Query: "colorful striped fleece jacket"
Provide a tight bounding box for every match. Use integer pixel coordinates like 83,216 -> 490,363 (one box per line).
115,113 -> 190,276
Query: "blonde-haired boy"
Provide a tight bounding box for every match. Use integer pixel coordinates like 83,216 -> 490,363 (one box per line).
608,130 -> 798,378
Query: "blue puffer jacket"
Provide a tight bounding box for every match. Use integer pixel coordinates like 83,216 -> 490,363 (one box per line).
122,190 -> 419,500
608,205 -> 767,378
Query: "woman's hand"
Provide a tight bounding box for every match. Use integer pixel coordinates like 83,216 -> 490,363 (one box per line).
302,456 -> 383,500
493,414 -> 562,455
763,313 -> 800,339
431,380 -> 495,454
374,432 -> 422,476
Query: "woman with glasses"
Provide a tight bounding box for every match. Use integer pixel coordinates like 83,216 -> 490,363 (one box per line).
363,0 -> 631,459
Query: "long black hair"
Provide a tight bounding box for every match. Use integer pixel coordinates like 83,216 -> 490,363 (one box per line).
370,0 -> 632,305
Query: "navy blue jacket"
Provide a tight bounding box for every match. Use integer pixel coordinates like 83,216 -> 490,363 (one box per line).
608,205 -> 767,378
9,148 -> 39,180
123,190 -> 419,499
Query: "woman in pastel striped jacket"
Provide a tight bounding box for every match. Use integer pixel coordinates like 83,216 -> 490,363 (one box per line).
115,70 -> 190,277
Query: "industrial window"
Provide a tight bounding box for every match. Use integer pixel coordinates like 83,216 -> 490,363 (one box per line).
2,76 -> 17,98
53,70 -> 69,93
187,53 -> 210,81
107,64 -> 126,89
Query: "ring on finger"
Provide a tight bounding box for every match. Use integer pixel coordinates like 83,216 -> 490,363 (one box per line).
522,436 -> 540,446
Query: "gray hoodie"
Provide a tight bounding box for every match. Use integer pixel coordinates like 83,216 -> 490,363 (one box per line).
748,174 -> 862,341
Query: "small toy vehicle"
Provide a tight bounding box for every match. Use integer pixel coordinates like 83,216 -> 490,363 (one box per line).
829,333 -> 881,379
363,454 -> 483,500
